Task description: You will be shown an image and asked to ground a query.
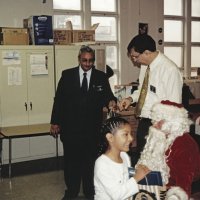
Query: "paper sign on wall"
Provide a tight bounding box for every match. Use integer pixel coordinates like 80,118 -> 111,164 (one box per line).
8,67 -> 22,85
2,51 -> 21,65
30,54 -> 48,75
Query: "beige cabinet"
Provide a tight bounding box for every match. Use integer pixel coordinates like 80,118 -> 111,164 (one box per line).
0,46 -> 55,127
0,46 -> 56,163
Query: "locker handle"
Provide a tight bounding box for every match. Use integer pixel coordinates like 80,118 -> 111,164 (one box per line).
25,102 -> 27,111
30,102 -> 32,110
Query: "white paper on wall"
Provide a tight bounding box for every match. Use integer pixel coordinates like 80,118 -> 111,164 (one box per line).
2,51 -> 21,65
8,66 -> 22,85
30,54 -> 48,75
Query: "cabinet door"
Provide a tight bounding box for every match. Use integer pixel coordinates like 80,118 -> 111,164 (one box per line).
26,47 -> 55,125
0,48 -> 28,127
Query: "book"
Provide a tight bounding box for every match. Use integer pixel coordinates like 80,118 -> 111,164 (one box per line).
128,168 -> 163,186
138,171 -> 163,186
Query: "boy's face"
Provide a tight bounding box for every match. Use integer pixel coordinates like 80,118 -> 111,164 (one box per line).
79,52 -> 95,72
111,124 -> 133,152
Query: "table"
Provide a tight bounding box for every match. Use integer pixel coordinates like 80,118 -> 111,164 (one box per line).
0,134 -> 3,179
184,79 -> 200,98
0,123 -> 58,178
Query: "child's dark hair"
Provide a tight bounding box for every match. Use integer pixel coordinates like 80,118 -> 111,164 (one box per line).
98,117 -> 130,156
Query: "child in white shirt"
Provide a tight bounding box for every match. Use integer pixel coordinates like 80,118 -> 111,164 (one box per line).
94,117 -> 150,200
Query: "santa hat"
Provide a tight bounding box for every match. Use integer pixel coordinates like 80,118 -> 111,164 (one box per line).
151,100 -> 191,124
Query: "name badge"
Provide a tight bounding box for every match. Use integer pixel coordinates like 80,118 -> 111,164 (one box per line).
150,85 -> 156,93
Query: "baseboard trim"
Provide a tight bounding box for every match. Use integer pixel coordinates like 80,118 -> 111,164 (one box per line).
1,156 -> 64,178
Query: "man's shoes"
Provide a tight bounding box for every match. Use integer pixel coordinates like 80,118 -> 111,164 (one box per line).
61,195 -> 78,200
61,190 -> 78,200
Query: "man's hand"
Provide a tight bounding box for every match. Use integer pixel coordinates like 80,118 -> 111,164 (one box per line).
50,124 -> 60,138
118,97 -> 132,111
133,164 -> 151,182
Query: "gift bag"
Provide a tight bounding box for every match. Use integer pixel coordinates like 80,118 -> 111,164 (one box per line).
133,185 -> 167,200
132,171 -> 167,200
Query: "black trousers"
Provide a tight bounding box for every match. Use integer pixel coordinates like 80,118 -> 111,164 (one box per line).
131,118 -> 152,166
62,135 -> 96,198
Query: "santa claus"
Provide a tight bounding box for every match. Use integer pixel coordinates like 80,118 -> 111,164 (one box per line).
136,100 -> 200,199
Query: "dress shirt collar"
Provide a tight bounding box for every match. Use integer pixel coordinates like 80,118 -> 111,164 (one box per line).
79,66 -> 92,85
148,50 -> 161,71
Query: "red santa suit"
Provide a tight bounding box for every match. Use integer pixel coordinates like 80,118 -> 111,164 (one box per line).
137,100 -> 200,199
166,133 -> 200,197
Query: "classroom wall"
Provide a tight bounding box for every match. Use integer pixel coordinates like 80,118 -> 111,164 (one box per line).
0,0 -> 163,84
0,0 -> 53,27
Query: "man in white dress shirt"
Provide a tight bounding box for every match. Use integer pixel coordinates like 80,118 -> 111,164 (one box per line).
119,34 -> 183,165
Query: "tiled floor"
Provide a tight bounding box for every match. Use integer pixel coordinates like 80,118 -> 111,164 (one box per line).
0,170 -> 87,200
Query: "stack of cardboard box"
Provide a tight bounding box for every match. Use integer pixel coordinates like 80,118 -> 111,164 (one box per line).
53,29 -> 95,44
0,17 -> 97,45
53,21 -> 96,45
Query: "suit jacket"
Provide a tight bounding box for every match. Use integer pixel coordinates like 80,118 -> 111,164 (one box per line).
51,66 -> 116,141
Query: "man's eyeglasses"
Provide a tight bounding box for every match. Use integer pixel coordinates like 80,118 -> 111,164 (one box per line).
128,52 -> 141,60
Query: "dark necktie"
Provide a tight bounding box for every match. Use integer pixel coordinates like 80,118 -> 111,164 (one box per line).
81,72 -> 88,93
135,66 -> 150,117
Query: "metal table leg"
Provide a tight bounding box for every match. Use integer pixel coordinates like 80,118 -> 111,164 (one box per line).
0,138 -> 2,180
8,138 -> 12,178
56,136 -> 58,158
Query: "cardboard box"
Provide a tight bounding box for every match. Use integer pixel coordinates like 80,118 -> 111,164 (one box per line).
28,15 -> 53,45
53,30 -> 72,45
0,27 -> 29,45
73,30 -> 95,43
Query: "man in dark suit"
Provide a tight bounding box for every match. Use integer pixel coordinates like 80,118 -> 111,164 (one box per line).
50,46 -> 117,200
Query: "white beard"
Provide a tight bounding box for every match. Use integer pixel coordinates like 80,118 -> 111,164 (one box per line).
161,121 -> 187,146
136,126 -> 170,184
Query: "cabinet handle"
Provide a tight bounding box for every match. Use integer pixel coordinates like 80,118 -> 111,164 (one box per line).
25,102 -> 27,111
30,102 -> 32,110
